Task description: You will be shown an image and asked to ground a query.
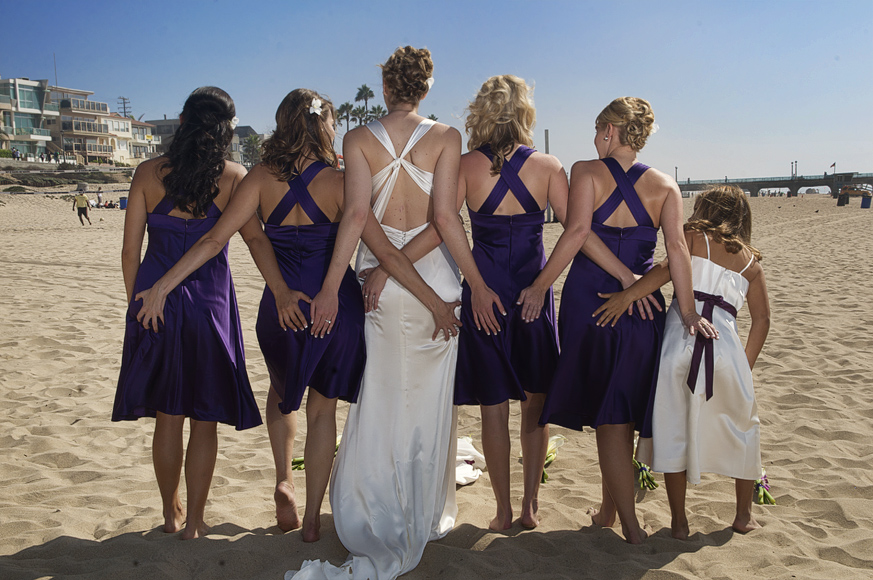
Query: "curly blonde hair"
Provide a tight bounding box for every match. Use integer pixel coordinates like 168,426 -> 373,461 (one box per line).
466,75 -> 536,175
685,184 -> 762,261
261,88 -> 337,182
596,97 -> 655,152
380,46 -> 433,105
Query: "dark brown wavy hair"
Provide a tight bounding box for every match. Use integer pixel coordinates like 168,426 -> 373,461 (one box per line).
261,89 -> 337,182
381,46 -> 433,105
161,86 -> 235,217
685,184 -> 762,261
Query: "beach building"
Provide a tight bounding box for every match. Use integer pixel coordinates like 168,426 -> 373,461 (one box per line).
47,85 -> 113,164
0,77 -> 58,160
106,113 -> 160,166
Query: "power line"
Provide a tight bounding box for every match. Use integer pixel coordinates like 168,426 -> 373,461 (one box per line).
117,96 -> 131,118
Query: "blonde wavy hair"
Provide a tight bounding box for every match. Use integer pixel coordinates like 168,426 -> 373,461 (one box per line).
685,184 -> 762,261
596,97 -> 655,152
261,88 -> 337,182
381,46 -> 433,105
465,75 -> 536,175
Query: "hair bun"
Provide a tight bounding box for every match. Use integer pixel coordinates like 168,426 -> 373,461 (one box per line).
596,96 -> 655,151
381,46 -> 434,105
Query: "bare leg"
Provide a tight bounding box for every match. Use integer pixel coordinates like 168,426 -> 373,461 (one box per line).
664,472 -> 689,539
596,424 -> 647,543
301,390 -> 338,542
153,412 -> 185,533
481,401 -> 512,530
732,478 -> 761,533
181,418 -> 217,539
266,386 -> 301,532
519,392 -> 548,529
589,479 -> 616,527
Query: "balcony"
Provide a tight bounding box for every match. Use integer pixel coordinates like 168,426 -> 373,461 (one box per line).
61,120 -> 110,135
131,134 -> 161,145
60,98 -> 110,115
64,143 -> 113,155
0,96 -> 12,110
1,126 -> 52,140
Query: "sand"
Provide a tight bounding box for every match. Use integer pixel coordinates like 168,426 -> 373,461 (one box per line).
0,190 -> 871,579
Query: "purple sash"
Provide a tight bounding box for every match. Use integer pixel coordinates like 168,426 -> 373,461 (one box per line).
686,290 -> 738,400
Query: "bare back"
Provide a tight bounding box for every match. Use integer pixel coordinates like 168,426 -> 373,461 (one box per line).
461,145 -> 564,215
588,158 -> 675,229
358,113 -> 447,231
253,162 -> 345,227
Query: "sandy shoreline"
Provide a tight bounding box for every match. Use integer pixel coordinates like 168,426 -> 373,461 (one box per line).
0,192 -> 871,579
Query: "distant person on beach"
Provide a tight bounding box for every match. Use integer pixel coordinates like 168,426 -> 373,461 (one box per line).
97,188 -> 103,206
73,192 -> 91,225
112,86 -> 262,540
132,87 -> 459,544
532,97 -> 712,544
593,184 -> 770,538
451,75 -> 568,531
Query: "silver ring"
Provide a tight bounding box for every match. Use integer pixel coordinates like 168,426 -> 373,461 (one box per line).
325,320 -> 331,324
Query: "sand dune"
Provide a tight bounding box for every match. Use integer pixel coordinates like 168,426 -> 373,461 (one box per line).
0,191 -> 871,579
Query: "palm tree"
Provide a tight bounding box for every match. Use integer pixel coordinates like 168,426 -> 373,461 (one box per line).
242,134 -> 262,166
337,102 -> 353,133
427,114 -> 438,121
355,85 -> 375,112
351,106 -> 368,127
369,105 -> 386,120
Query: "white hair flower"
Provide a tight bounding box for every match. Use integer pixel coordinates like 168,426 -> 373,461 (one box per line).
650,122 -> 659,135
229,116 -> 239,130
426,77 -> 435,90
309,98 -> 323,117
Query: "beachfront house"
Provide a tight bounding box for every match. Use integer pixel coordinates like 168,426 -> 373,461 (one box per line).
0,77 -> 57,161
48,85 -> 113,165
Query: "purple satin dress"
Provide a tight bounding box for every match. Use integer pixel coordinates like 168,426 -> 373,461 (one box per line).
540,157 -> 665,436
455,145 -> 559,406
113,196 -> 261,430
256,162 -> 365,414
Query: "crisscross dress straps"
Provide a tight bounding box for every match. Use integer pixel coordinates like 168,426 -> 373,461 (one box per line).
366,119 -> 435,224
266,161 -> 330,226
594,157 -> 652,226
475,145 -> 541,215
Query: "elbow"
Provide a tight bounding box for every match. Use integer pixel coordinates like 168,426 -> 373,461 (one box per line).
567,223 -> 591,252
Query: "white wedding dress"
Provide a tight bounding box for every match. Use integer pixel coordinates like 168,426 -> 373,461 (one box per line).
288,119 -> 462,580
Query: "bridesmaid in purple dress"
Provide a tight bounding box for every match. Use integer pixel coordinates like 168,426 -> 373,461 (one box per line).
522,97 -> 710,543
453,75 -> 568,531
114,87 -> 261,539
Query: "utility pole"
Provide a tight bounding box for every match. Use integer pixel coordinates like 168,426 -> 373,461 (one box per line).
117,96 -> 131,118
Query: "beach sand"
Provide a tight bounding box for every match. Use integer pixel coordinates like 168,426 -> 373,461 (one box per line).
0,190 -> 871,579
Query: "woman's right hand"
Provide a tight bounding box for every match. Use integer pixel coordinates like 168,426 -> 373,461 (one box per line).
682,311 -> 719,339
516,284 -> 546,323
621,274 -> 662,320
273,287 -> 312,332
471,285 -> 506,335
431,300 -> 463,341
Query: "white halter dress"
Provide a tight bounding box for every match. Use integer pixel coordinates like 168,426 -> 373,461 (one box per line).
288,119 -> 462,580
652,234 -> 761,483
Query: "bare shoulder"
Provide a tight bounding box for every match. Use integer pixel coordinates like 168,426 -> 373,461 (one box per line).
223,160 -> 247,180
529,151 -> 564,172
132,157 -> 166,183
429,122 -> 461,146
460,148 -> 489,169
743,258 -> 765,284
343,125 -> 372,149
641,165 -> 679,192
570,158 -> 603,177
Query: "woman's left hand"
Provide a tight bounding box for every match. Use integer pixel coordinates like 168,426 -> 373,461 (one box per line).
592,291 -> 634,327
135,286 -> 167,332
516,284 -> 546,323
309,289 -> 337,338
682,312 -> 719,339
360,266 -> 389,313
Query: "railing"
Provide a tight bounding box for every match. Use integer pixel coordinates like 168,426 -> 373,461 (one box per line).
61,120 -> 110,134
64,143 -> 113,154
0,96 -> 12,107
131,134 -> 160,144
1,125 -> 12,135
43,103 -> 59,112
14,127 -> 51,136
60,99 -> 109,114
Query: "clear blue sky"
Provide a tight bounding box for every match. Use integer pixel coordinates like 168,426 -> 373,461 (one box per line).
4,0 -> 870,180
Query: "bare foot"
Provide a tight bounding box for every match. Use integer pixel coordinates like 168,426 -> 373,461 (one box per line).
302,514 -> 321,543
489,510 -> 513,531
732,515 -> 762,534
275,481 -> 302,532
587,507 -> 615,528
671,517 -> 690,540
163,503 -> 185,533
622,525 -> 648,545
520,499 -> 539,529
180,521 -> 210,540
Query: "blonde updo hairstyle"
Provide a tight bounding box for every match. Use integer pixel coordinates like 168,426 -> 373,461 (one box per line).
380,46 -> 433,106
466,75 -> 536,175
685,184 -> 762,261
261,88 -> 338,182
596,97 -> 656,152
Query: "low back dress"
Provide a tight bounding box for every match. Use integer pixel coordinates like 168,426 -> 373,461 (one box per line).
256,161 -> 366,414
454,144 -> 559,406
113,195 -> 261,430
540,157 -> 666,434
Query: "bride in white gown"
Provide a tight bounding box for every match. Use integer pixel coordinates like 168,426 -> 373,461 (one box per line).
288,46 -> 504,580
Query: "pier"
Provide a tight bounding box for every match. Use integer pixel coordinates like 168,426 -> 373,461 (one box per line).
677,172 -> 873,197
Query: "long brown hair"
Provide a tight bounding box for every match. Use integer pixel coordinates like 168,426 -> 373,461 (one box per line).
261,88 -> 337,181
685,184 -> 762,261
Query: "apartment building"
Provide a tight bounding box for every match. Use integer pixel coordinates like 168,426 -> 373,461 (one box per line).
47,85 -> 113,164
0,77 -> 58,159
